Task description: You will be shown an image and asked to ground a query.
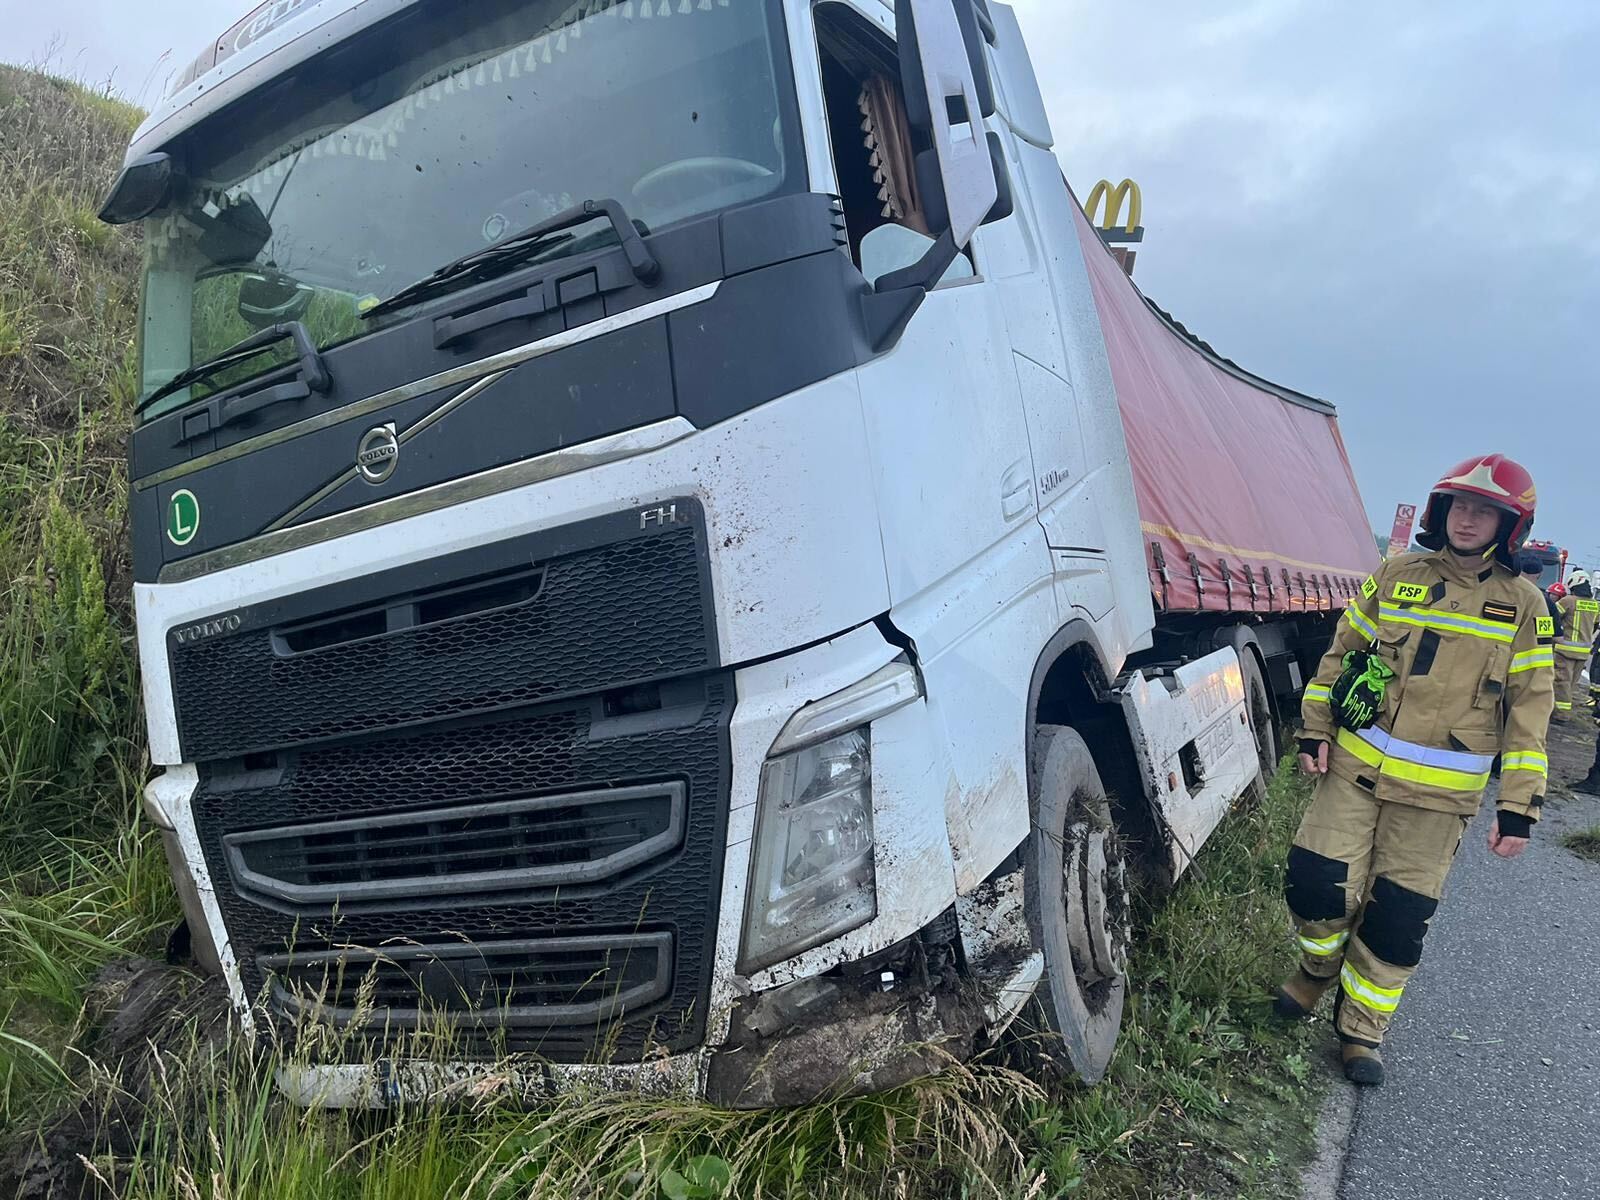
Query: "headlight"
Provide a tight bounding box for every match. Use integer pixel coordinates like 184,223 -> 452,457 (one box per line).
737,660 -> 921,975
739,728 -> 876,974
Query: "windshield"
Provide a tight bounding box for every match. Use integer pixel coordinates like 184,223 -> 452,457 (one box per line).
136,0 -> 802,423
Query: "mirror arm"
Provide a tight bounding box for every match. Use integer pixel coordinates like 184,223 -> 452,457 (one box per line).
971,0 -> 997,46
873,229 -> 960,295
860,230 -> 961,352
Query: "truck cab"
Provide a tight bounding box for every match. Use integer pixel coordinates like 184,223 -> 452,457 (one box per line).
105,0 -> 1312,1107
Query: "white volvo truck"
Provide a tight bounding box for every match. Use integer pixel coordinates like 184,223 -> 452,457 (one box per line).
101,0 -> 1377,1106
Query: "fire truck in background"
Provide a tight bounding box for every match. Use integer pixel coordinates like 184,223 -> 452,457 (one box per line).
1520,539 -> 1567,589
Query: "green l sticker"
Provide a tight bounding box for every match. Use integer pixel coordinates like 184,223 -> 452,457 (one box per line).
167,488 -> 200,547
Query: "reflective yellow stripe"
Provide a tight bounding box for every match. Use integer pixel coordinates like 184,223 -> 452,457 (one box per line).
1336,727 -> 1384,766
1335,728 -> 1492,793
1298,930 -> 1349,957
1378,756 -> 1491,791
1341,963 -> 1403,1013
1345,604 -> 1379,643
1304,684 -> 1332,703
1509,648 -> 1554,673
1556,641 -> 1590,657
1378,603 -> 1515,643
1555,701 -> 1573,711
1501,751 -> 1548,778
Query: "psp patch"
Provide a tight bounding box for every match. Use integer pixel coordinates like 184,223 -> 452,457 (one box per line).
1536,615 -> 1555,638
1361,575 -> 1378,599
1390,581 -> 1430,603
1481,600 -> 1518,624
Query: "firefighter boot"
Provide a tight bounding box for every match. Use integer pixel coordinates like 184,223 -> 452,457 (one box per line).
1332,988 -> 1385,1086
1340,1039 -> 1385,1086
1273,968 -> 1338,1020
1577,766 -> 1600,795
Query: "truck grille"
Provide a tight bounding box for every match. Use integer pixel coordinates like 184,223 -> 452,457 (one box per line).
262,932 -> 672,1031
224,783 -> 685,907
177,507 -> 730,1064
169,516 -> 713,761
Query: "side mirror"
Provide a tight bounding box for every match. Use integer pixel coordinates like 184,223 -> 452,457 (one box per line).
895,0 -> 999,250
237,269 -> 314,326
194,193 -> 273,267
860,0 -> 1010,350
98,152 -> 176,225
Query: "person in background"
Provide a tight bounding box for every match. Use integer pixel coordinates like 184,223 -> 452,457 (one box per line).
1589,617 -> 1600,713
1553,570 -> 1598,722
1518,553 -> 1562,630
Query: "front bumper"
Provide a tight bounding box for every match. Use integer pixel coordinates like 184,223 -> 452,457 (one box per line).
144,601 -> 969,1105
271,908 -> 987,1110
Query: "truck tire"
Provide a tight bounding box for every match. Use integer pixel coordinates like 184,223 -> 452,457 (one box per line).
1023,725 -> 1130,1084
1230,634 -> 1279,784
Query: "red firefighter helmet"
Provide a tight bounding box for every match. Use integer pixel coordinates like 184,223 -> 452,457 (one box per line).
1415,453 -> 1537,566
1549,581 -> 1568,600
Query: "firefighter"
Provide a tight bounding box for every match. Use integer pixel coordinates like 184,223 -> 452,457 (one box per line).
1578,726 -> 1600,794
1517,553 -> 1562,630
1590,623 -> 1600,711
1579,622 -> 1600,791
1553,569 -> 1597,721
1274,454 -> 1552,1087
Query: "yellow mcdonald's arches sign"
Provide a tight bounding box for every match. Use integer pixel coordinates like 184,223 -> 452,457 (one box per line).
1085,178 -> 1142,234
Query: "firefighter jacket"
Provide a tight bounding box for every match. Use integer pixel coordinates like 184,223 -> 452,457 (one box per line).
1556,593 -> 1599,660
1297,548 -> 1554,821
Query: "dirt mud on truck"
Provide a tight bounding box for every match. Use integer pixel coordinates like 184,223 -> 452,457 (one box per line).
98,0 -> 1378,1107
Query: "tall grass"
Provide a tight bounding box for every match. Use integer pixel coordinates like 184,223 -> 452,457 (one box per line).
0,58 -> 173,1140
0,763 -> 1320,1200
0,64 -> 145,851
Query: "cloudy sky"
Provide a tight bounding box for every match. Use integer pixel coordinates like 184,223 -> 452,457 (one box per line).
8,1 -> 1599,564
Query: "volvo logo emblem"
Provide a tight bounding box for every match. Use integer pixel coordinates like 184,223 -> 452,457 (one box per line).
171,613 -> 242,645
356,424 -> 399,484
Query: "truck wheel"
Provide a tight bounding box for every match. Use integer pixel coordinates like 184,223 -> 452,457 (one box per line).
1024,725 -> 1129,1084
1235,640 -> 1278,782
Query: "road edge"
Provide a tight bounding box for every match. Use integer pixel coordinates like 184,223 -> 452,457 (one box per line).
1299,1064 -> 1357,1200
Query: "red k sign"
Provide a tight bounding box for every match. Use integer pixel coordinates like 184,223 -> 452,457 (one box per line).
1386,503 -> 1417,558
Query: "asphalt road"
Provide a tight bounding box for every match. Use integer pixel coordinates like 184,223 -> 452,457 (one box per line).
1334,723 -> 1600,1200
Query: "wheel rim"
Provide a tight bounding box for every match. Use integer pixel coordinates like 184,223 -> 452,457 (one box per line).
1246,670 -> 1276,776
1063,815 -> 1130,1013
1029,728 -> 1132,1083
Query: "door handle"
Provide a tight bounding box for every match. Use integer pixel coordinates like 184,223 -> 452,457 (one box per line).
1001,461 -> 1034,520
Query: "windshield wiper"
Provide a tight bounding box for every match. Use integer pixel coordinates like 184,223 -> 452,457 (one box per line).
136,321 -> 331,416
360,197 -> 659,321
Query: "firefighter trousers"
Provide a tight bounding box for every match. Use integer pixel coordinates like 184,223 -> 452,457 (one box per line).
1284,772 -> 1468,1045
1554,655 -> 1584,720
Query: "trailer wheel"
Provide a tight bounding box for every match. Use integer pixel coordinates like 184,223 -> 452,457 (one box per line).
1024,725 -> 1129,1084
1233,638 -> 1279,782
